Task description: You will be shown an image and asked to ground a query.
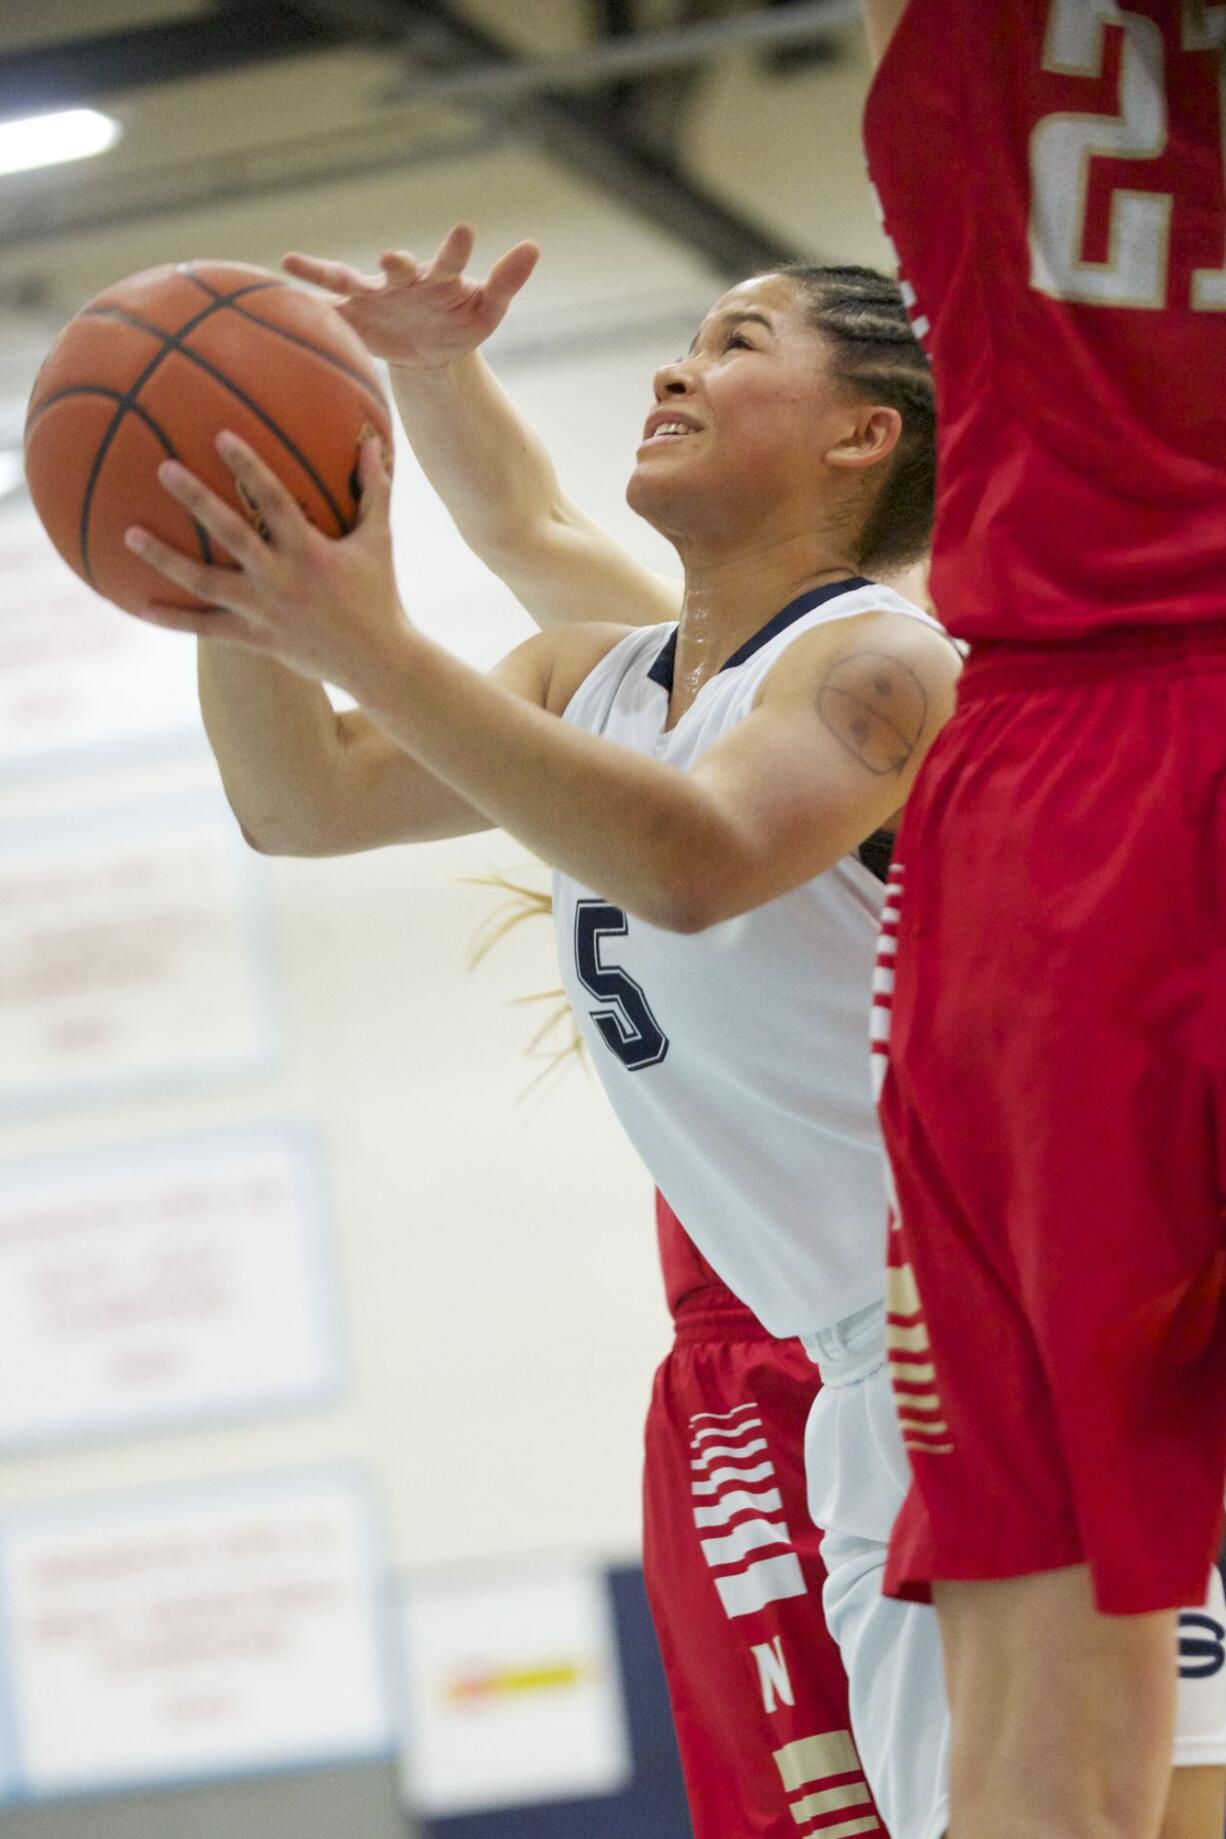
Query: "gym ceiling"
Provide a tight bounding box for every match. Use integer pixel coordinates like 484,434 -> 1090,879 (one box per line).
0,1 -> 880,457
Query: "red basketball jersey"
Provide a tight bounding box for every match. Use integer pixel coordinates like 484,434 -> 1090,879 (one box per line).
864,0 -> 1226,642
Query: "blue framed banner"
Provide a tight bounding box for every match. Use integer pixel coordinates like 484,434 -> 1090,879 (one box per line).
0,497 -> 206,781
0,1122 -> 343,1454
0,792 -> 279,1115
0,1469 -> 398,1803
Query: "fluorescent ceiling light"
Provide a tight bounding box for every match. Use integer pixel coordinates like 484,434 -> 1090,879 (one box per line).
0,109 -> 122,179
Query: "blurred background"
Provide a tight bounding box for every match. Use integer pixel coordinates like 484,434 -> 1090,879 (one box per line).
0,3 -> 890,1833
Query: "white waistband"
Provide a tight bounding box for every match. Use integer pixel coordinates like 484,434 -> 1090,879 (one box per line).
801,1301 -> 886,1387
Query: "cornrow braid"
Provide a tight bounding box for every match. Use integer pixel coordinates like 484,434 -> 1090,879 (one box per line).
775,262 -> 935,576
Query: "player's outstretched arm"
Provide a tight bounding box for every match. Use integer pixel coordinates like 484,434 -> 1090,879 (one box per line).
178,446 -> 624,857
857,0 -> 910,64
344,601 -> 959,930
283,225 -> 681,633
137,438 -> 955,925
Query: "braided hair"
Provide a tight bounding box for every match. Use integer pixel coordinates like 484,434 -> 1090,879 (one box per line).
776,263 -> 935,577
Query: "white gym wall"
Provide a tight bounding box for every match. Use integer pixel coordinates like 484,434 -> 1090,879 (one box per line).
0,5 -> 889,1830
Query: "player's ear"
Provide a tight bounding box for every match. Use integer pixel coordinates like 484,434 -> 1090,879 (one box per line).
825,405 -> 902,473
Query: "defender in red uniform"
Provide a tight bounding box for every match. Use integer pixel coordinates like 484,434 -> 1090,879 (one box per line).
857,4 -> 1226,1837
644,1196 -> 882,1839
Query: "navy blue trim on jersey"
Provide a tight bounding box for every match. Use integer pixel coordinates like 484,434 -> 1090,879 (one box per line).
646,576 -> 872,692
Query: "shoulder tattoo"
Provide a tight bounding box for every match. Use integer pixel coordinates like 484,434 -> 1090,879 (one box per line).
816,650 -> 929,777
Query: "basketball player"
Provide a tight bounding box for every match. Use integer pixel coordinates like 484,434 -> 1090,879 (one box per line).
125,256 -> 963,1839
850,4 -> 1226,1837
276,223 -> 1226,1839
281,227 -> 899,1839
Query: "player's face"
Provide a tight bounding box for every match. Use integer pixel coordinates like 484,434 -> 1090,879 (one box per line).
626,275 -> 847,543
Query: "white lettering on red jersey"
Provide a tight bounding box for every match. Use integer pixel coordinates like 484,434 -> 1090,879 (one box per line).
866,0 -> 1226,641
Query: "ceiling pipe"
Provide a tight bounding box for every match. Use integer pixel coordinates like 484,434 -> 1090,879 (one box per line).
376,1 -> 860,107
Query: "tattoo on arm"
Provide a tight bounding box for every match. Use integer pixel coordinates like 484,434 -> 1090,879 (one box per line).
816,650 -> 929,777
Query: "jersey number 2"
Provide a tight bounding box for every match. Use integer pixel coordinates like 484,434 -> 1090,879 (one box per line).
1030,0 -> 1226,309
573,901 -> 669,1072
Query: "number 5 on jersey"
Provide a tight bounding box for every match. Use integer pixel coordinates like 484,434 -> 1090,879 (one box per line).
574,900 -> 670,1072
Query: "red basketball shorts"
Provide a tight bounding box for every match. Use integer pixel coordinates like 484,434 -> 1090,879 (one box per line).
643,1295 -> 884,1839
875,624 -> 1226,1614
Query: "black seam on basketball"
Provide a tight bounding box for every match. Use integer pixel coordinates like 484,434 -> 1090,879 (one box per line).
177,269 -> 385,416
178,271 -> 282,301
222,302 -> 385,405
26,383 -> 213,570
72,285 -> 280,584
177,270 -> 385,421
179,271 -> 227,300
90,294 -> 385,421
85,299 -> 356,528
72,283 -> 351,581
165,342 -> 351,537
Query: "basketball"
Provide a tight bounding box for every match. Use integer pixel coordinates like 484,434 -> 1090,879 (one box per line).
23,260 -> 393,617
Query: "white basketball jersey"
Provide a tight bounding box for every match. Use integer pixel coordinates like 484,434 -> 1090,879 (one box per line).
553,578 -> 940,1338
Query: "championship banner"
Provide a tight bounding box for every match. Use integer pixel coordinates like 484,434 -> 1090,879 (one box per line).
0,1470 -> 396,1800
0,793 -> 277,1112
0,498 -> 205,778
0,1124 -> 341,1452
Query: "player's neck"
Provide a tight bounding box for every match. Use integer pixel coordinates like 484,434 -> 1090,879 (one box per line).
670,540 -> 859,719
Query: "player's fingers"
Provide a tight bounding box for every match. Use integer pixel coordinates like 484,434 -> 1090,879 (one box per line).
379,250 -> 421,284
151,458 -> 264,564
215,432 -> 307,550
124,526 -> 247,608
282,252 -> 382,296
429,222 -> 476,280
484,240 -> 541,309
355,435 -> 392,525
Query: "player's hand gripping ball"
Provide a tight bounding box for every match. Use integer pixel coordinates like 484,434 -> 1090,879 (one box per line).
23,260 -> 393,617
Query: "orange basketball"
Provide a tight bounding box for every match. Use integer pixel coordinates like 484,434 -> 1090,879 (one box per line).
23,260 -> 392,617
